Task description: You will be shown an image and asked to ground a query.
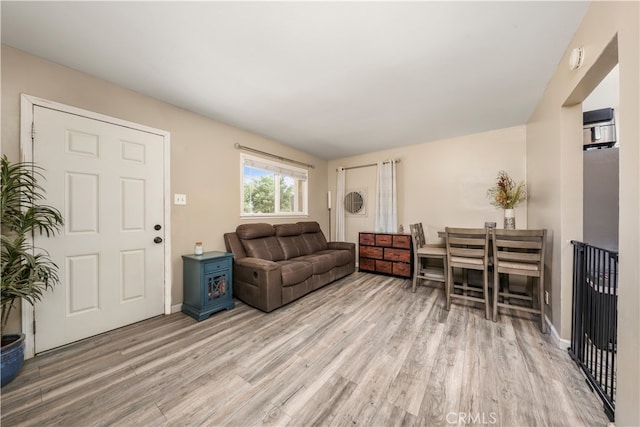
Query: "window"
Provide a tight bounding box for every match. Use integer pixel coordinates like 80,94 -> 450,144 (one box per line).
241,154 -> 308,217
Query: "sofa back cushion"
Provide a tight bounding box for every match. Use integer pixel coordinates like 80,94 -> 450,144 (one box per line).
298,221 -> 328,253
275,224 -> 310,259
237,223 -> 285,261
224,232 -> 247,258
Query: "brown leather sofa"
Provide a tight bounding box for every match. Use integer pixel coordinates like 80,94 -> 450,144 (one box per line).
223,221 -> 355,312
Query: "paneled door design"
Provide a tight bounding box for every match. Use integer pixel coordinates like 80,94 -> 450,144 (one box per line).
32,106 -> 165,353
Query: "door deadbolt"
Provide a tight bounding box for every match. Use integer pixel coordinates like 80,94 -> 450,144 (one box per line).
154,224 -> 162,231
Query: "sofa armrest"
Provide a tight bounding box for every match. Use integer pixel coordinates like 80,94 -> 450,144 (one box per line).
236,257 -> 280,271
327,241 -> 356,265
234,257 -> 282,312
327,241 -> 355,251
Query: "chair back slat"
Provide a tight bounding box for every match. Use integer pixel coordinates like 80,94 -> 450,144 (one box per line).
449,247 -> 485,258
492,229 -> 547,272
495,250 -> 540,263
445,227 -> 489,261
417,223 -> 426,246
495,229 -> 545,238
495,239 -> 542,250
448,236 -> 486,246
446,227 -> 487,236
409,223 -> 425,249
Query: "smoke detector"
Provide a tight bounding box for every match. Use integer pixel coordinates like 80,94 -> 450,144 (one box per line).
569,47 -> 585,70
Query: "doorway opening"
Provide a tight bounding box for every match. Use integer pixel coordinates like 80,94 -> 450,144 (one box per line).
564,35 -> 619,421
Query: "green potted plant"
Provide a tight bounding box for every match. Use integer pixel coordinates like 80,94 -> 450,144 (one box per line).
1,155 -> 63,387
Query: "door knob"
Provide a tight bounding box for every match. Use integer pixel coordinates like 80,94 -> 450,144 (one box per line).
154,237 -> 163,244
154,224 -> 162,231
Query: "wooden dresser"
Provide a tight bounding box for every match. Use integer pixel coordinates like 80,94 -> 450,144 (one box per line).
358,232 -> 412,278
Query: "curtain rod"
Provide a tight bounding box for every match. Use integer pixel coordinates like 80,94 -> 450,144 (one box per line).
234,143 -> 316,169
336,159 -> 400,172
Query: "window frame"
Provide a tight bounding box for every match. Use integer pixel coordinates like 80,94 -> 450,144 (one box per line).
240,153 -> 309,218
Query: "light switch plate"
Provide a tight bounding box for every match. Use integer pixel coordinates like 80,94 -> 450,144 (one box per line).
174,194 -> 187,205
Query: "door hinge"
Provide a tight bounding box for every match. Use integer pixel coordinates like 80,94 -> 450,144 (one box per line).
33,319 -> 36,335
31,122 -> 36,141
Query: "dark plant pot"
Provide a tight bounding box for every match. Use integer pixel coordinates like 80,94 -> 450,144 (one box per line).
1,333 -> 26,387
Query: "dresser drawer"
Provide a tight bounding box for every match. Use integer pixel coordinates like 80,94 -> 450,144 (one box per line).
392,235 -> 411,249
360,246 -> 383,259
393,263 -> 412,278
375,260 -> 392,274
359,258 -> 375,271
359,233 -> 375,246
203,257 -> 232,273
384,248 -> 411,263
375,234 -> 393,247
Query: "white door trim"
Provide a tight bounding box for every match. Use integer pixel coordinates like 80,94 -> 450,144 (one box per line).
19,94 -> 172,358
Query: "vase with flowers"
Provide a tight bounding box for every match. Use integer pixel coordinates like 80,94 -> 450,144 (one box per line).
487,170 -> 526,229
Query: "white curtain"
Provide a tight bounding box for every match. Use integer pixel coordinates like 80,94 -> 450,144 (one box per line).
335,167 -> 346,241
375,160 -> 398,233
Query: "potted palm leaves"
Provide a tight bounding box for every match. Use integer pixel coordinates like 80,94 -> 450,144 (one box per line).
1,155 -> 63,387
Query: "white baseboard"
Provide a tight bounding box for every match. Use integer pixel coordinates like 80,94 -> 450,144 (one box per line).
171,304 -> 182,314
546,315 -> 571,349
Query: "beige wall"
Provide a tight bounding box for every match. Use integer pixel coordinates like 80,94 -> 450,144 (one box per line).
1,45 -> 329,325
527,1 -> 639,425
328,126 -> 527,248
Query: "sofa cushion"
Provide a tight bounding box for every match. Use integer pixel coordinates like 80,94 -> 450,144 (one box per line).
224,232 -> 247,259
316,249 -> 352,267
298,221 -> 322,233
242,237 -> 285,261
237,223 -> 285,261
275,224 -> 311,259
237,223 -> 276,240
274,223 -> 303,237
296,252 -> 336,274
298,222 -> 328,253
277,235 -> 311,259
276,260 -> 313,287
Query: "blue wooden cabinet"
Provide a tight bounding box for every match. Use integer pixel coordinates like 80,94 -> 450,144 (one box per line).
182,251 -> 234,321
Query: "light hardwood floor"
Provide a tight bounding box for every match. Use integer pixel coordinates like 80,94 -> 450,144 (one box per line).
1,272 -> 609,426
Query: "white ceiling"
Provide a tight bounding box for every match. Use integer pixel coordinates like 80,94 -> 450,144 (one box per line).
1,1 -> 590,160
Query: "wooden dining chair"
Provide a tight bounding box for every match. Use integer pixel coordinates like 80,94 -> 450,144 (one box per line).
445,227 -> 491,319
409,223 -> 447,292
492,228 -> 547,333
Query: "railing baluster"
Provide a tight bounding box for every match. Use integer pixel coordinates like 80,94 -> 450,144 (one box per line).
569,240 -> 617,422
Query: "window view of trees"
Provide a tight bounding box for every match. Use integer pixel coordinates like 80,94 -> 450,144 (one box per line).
243,166 -> 297,215
279,176 -> 294,212
243,173 -> 275,213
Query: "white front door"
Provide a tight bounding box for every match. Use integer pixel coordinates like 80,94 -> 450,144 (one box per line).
32,105 -> 166,353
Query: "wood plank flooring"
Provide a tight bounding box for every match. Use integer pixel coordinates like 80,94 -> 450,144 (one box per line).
1,272 -> 610,426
